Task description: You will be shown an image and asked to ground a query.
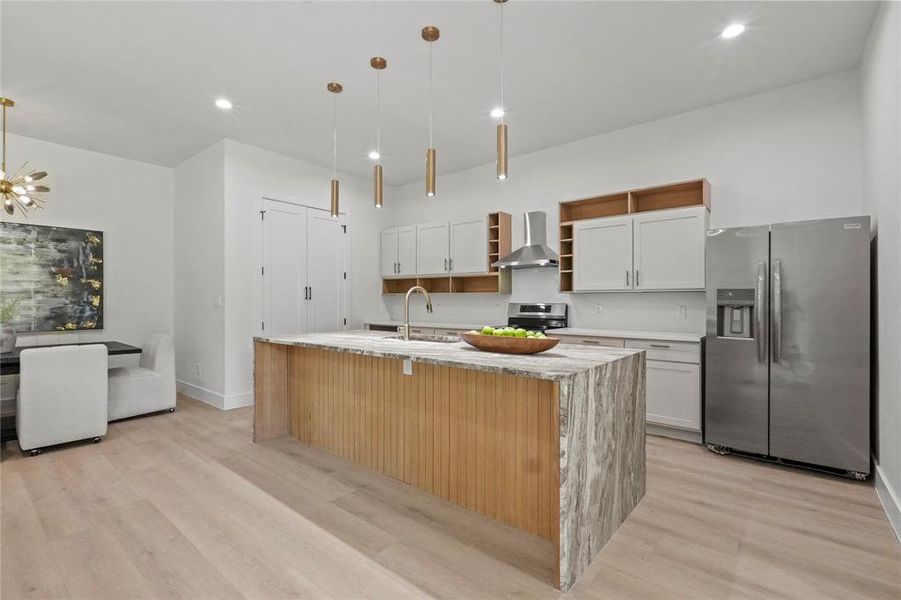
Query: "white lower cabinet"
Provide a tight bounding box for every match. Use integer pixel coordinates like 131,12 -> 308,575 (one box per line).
558,332 -> 704,442
645,360 -> 701,432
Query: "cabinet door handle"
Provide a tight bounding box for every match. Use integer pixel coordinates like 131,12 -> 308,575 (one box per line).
308,286 -> 312,301
636,270 -> 640,287
581,339 -> 601,345
444,258 -> 448,271
649,343 -> 671,349
626,270 -> 630,286
449,258 -> 454,272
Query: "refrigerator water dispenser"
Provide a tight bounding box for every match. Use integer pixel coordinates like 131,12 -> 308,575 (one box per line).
716,289 -> 754,339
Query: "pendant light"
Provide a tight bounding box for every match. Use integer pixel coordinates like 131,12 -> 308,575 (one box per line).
0,98 -> 51,217
327,82 -> 343,218
421,25 -> 440,197
494,0 -> 508,181
371,56 -> 387,208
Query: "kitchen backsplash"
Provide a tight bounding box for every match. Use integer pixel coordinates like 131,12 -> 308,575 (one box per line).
377,268 -> 705,332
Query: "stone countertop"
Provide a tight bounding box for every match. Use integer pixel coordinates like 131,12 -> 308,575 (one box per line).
547,327 -> 705,343
365,320 -> 484,331
255,331 -> 642,382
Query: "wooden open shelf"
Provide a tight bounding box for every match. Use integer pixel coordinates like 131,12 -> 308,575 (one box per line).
557,178 -> 709,292
382,211 -> 512,295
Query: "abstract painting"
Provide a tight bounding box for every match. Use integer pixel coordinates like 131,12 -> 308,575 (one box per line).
0,223 -> 103,332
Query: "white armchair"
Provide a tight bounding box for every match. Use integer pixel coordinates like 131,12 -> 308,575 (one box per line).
107,334 -> 176,421
16,344 -> 109,454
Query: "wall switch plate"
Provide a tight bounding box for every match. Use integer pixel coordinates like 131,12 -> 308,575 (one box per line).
596,304 -> 603,315
402,358 -> 413,376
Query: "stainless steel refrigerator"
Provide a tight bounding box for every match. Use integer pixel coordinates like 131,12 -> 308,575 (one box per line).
705,215 -> 870,479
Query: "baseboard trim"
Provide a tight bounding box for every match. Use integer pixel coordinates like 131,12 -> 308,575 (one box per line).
224,391 -> 254,410
176,380 -> 253,411
646,422 -> 703,444
176,380 -> 226,410
874,461 -> 901,545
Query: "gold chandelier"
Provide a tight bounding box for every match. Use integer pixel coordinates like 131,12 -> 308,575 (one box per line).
1,98 -> 50,217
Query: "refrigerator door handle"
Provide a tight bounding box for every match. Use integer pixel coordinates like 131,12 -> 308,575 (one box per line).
756,261 -> 767,363
773,260 -> 782,364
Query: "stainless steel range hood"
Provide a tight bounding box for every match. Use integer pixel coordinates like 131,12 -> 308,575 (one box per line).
492,211 -> 559,269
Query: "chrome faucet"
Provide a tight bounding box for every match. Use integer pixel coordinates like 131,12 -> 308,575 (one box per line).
401,285 -> 433,341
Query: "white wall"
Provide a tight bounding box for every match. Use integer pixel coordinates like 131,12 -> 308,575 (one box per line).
173,140 -> 225,404
220,140 -> 383,407
367,71 -> 863,331
4,134 -> 174,346
861,1 -> 901,539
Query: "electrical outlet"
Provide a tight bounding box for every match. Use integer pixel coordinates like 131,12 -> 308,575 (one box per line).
195,363 -> 202,376
677,305 -> 688,318
596,304 -> 603,315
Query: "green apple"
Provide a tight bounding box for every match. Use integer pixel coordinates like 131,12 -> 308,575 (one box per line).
481,326 -> 495,335
515,328 -> 527,338
494,329 -> 506,336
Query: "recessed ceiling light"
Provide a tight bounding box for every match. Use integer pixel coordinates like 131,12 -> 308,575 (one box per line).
721,23 -> 745,39
490,107 -> 505,119
214,98 -> 233,110
368,150 -> 380,160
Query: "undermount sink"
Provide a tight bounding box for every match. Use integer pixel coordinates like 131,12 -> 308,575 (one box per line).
389,334 -> 460,344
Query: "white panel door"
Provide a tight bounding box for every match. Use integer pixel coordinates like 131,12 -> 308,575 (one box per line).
573,216 -> 633,291
416,221 -> 450,276
380,227 -> 398,277
646,360 -> 701,431
307,211 -> 342,333
633,206 -> 707,290
449,216 -> 488,275
397,225 -> 417,276
262,206 -> 307,336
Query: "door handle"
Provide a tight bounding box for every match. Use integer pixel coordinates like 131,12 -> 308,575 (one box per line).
756,261 -> 767,363
626,270 -> 630,286
772,260 -> 782,364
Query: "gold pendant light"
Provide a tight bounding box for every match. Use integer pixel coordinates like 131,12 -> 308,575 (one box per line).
422,25 -> 440,197
1,98 -> 50,217
371,56 -> 387,208
494,0 -> 508,181
327,82 -> 343,218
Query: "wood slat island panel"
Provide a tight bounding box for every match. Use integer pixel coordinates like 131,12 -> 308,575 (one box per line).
279,346 -> 560,541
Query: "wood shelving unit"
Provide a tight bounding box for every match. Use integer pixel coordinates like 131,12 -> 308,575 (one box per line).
558,179 -> 710,292
382,211 -> 512,295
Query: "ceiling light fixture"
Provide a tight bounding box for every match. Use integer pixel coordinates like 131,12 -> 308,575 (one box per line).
1,98 -> 50,217
327,82 -> 343,218
422,25 -> 440,197
494,0 -> 508,181
371,56 -> 387,208
721,23 -> 745,39
214,98 -> 233,110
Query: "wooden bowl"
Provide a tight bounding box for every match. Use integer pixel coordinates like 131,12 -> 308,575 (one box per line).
459,332 -> 560,355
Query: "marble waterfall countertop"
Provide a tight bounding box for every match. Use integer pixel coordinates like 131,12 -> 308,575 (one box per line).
255,330 -> 642,382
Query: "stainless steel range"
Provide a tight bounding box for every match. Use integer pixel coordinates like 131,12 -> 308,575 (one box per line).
506,302 -> 568,331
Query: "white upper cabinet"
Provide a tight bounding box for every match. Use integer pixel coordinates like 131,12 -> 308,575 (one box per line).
416,221 -> 450,275
574,215 -> 634,291
449,216 -> 488,275
633,206 -> 707,290
380,227 -> 399,277
397,225 -> 417,276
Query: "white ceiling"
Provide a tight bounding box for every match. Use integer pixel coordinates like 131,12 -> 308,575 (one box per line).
1,1 -> 877,185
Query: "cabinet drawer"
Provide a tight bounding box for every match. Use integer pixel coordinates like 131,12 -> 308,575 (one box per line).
626,339 -> 699,363
432,328 -> 467,336
559,336 -> 625,348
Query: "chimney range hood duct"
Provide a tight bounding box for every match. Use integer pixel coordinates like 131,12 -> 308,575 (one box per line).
492,211 -> 559,269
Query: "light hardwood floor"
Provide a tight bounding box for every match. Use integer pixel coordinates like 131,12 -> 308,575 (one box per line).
2,394 -> 899,599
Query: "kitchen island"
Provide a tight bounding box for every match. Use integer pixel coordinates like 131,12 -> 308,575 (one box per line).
253,331 -> 645,591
